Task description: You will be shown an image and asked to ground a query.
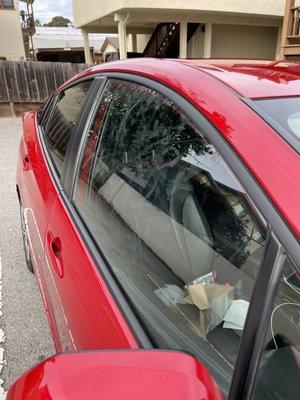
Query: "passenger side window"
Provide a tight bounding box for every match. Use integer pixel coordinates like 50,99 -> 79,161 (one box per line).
73,79 -> 267,394
44,80 -> 92,175
251,257 -> 300,400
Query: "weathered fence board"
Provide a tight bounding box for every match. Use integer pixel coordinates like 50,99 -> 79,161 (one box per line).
0,61 -> 87,103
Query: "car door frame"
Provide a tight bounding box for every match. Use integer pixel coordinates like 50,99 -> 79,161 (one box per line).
40,72 -> 300,399
37,76 -> 153,350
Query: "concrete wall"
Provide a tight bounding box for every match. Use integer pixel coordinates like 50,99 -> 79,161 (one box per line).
211,24 -> 278,59
72,0 -> 285,28
136,34 -> 151,53
0,0 -> 25,60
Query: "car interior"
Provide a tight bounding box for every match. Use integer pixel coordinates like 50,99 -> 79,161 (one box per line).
73,80 -> 269,393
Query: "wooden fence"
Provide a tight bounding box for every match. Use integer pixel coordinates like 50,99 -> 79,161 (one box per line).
0,61 -> 87,104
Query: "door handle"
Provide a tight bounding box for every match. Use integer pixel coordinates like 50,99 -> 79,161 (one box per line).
47,232 -> 63,278
22,155 -> 30,171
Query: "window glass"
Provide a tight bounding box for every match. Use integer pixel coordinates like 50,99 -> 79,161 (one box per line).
37,94 -> 56,130
73,79 -> 267,394
256,97 -> 300,140
0,0 -> 14,9
251,257 -> 300,400
45,80 -> 92,175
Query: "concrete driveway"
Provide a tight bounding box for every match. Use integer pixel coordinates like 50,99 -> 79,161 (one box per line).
0,118 -> 55,396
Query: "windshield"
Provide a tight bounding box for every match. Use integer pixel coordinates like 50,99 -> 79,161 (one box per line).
255,97 -> 300,144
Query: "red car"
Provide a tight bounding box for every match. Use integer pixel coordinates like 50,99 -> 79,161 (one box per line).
11,59 -> 300,399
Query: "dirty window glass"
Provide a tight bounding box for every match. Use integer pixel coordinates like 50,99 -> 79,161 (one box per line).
45,80 -> 92,175
73,79 -> 267,394
251,257 -> 300,400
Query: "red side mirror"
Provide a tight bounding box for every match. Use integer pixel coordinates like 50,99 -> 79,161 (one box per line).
7,350 -> 223,400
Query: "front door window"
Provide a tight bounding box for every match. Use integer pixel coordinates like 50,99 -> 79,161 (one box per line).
73,78 -> 268,394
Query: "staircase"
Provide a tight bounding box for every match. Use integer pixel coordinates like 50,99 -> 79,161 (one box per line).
20,0 -> 36,59
280,0 -> 300,59
144,23 -> 200,58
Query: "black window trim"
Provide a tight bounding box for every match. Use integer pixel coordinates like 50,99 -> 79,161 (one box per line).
68,72 -> 299,266
230,233 -> 286,400
36,76 -> 153,350
67,73 -> 300,398
37,72 -> 300,399
40,76 -> 95,179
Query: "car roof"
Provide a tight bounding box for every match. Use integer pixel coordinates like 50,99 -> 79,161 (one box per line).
67,59 -> 300,240
176,59 -> 300,99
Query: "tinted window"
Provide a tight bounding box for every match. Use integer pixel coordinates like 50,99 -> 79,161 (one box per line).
73,79 -> 267,394
45,80 -> 92,175
37,94 -> 56,130
251,257 -> 300,400
255,97 -> 300,152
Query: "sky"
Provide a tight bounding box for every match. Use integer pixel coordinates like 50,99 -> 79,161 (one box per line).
19,0 -> 73,24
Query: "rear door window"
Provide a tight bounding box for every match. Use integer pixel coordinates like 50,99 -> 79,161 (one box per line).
73,79 -> 268,394
44,80 -> 92,176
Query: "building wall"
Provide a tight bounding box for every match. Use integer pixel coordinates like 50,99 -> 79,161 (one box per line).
136,34 -> 151,53
211,24 -> 278,59
0,0 -> 25,60
72,0 -> 285,28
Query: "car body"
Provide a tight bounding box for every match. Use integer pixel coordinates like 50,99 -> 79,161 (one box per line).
16,59 -> 300,399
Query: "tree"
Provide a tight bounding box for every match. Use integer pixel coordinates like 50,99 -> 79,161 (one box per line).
35,19 -> 42,27
43,16 -> 72,27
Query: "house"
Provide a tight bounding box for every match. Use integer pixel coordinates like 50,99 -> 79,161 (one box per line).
32,27 -> 117,63
71,0 -> 285,63
100,36 -> 119,55
0,0 -> 26,60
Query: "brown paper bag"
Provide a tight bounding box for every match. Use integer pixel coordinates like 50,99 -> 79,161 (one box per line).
187,283 -> 234,336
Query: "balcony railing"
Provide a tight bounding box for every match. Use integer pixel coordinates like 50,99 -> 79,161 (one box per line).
280,0 -> 300,58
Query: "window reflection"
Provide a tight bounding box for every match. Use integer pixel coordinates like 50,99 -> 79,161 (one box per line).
74,79 -> 267,393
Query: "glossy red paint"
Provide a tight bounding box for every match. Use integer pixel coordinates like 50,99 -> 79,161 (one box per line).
17,112 -> 139,353
7,350 -> 223,400
45,194 -> 138,351
61,58 -> 300,239
17,111 -> 62,350
15,59 -> 300,398
181,59 -> 300,98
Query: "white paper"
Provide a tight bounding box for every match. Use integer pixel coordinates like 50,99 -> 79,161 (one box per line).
223,321 -> 244,330
223,299 -> 249,330
210,291 -> 231,330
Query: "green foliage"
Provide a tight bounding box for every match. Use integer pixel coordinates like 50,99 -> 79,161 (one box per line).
35,19 -> 42,27
97,80 -> 249,265
100,82 -> 210,173
43,16 -> 72,27
0,56 -> 7,61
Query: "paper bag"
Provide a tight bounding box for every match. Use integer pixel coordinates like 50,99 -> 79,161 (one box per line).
187,283 -> 234,336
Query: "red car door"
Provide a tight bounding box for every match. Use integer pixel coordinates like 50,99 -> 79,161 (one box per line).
17,109 -> 61,344
39,78 -> 140,352
44,194 -> 138,351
